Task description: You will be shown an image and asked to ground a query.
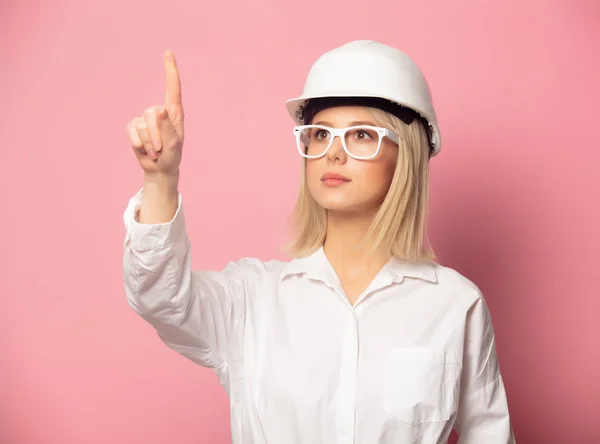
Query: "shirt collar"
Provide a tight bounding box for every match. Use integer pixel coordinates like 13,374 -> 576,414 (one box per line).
280,246 -> 438,286
280,246 -> 328,281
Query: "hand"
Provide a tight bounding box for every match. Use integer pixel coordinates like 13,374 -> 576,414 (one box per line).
126,50 -> 184,178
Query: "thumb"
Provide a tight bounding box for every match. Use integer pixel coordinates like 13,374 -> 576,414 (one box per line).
156,109 -> 180,151
165,103 -> 184,141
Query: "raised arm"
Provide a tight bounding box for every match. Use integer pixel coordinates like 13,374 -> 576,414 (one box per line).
123,51 -> 246,369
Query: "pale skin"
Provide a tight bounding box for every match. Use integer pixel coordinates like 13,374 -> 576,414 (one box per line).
305,107 -> 399,303
127,52 -> 400,304
126,50 -> 183,225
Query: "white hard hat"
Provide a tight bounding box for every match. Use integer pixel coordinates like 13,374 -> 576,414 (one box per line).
286,40 -> 442,156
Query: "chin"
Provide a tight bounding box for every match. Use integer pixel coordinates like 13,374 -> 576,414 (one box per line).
308,181 -> 385,214
311,192 -> 368,214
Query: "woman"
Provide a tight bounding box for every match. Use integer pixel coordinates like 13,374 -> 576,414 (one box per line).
123,40 -> 515,443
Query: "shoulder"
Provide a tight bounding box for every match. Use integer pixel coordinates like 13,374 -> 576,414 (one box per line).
224,256 -> 290,280
428,263 -> 498,331
429,261 -> 487,308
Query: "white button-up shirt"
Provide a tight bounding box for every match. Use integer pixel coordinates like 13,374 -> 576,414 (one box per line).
123,190 -> 515,444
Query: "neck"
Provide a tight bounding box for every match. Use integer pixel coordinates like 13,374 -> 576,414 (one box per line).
322,209 -> 391,272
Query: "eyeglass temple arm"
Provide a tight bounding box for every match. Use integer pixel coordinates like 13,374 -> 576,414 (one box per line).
300,133 -> 310,146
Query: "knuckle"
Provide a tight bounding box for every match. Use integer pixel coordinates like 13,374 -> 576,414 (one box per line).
129,136 -> 142,148
145,121 -> 159,135
136,119 -> 148,130
127,118 -> 139,131
143,106 -> 156,117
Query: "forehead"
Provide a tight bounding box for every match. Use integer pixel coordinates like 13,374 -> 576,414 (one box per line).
310,105 -> 378,126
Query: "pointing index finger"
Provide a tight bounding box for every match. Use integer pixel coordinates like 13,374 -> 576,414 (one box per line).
164,50 -> 182,106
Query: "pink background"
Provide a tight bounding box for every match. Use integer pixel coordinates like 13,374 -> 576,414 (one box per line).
2,0 -> 599,443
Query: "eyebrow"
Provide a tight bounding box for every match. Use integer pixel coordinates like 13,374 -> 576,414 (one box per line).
312,120 -> 377,127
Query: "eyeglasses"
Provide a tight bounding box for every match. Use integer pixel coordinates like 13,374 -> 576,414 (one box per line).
292,125 -> 399,160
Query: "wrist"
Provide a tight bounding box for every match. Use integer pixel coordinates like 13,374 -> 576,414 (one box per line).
138,171 -> 180,224
144,171 -> 179,192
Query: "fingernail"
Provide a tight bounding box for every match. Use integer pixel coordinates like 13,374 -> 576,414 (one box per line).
153,140 -> 161,150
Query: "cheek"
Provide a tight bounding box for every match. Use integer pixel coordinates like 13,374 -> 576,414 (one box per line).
305,161 -> 318,184
376,150 -> 399,191
355,150 -> 397,186
304,161 -> 323,198
357,163 -> 395,196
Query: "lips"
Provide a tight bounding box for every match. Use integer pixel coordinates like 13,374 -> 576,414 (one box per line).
321,172 -> 351,182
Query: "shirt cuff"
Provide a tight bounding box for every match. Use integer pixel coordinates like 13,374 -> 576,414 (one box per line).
123,188 -> 186,250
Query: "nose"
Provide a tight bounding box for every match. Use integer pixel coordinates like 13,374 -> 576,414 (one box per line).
326,135 -> 347,164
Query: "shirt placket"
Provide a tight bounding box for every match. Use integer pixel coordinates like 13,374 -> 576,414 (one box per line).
335,303 -> 359,444
310,261 -> 398,444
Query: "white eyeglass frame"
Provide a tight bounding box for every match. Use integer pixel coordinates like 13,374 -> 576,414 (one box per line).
292,124 -> 400,160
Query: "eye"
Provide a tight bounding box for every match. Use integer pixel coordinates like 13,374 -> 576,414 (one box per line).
313,129 -> 330,140
351,128 -> 376,141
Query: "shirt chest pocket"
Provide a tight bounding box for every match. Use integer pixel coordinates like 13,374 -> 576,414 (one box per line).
383,347 -> 459,427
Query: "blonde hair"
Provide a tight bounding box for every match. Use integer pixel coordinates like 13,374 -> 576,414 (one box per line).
285,108 -> 436,263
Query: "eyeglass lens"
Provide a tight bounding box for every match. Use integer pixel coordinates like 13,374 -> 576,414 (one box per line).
298,126 -> 381,158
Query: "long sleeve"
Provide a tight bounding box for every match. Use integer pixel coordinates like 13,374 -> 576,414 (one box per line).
122,189 -> 246,369
454,296 -> 516,443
